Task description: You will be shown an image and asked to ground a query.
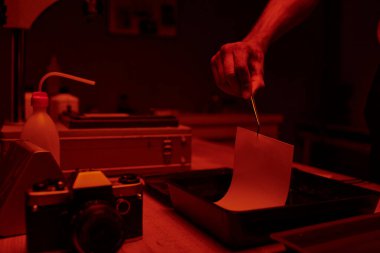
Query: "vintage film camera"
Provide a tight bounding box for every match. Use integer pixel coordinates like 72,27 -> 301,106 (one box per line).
25,171 -> 143,253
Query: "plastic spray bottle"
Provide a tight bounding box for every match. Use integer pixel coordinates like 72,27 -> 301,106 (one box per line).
20,72 -> 95,166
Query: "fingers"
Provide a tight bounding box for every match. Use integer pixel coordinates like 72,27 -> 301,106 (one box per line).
249,56 -> 265,96
222,49 -> 241,96
211,52 -> 236,96
234,46 -> 251,98
211,47 -> 240,96
211,42 -> 265,98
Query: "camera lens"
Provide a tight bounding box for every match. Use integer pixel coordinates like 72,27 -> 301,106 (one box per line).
71,202 -> 125,253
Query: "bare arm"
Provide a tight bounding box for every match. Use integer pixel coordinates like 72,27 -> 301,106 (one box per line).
245,0 -> 320,51
211,0 -> 320,99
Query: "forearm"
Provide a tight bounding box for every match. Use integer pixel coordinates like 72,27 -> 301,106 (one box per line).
244,0 -> 320,52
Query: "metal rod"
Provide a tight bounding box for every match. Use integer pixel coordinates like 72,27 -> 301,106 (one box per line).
250,96 -> 260,134
10,29 -> 25,123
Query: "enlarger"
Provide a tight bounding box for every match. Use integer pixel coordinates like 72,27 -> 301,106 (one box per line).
0,0 -> 190,237
0,0 -> 192,176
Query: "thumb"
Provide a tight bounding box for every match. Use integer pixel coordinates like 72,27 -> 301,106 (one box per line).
242,73 -> 264,99
246,55 -> 265,98
250,59 -> 265,96
250,74 -> 265,96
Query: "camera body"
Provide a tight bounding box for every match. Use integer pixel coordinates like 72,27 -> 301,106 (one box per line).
26,171 -> 143,253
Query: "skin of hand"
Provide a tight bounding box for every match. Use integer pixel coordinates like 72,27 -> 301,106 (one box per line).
211,0 -> 320,100
211,41 -> 265,99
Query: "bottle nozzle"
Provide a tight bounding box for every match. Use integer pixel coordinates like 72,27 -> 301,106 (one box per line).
38,71 -> 95,91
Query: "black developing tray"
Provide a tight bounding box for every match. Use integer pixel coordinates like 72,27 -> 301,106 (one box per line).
144,168 -> 379,249
271,212 -> 380,253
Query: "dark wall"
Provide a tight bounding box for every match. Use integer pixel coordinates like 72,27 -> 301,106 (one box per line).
24,0 -> 264,114
1,0 -> 379,144
0,28 -> 12,126
339,0 -> 379,127
23,0 -> 325,132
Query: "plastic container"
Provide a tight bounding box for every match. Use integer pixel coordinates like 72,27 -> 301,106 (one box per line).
21,91 -> 61,165
50,93 -> 79,121
20,72 -> 95,167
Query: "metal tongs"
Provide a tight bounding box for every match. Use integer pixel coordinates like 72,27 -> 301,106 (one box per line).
250,96 -> 260,135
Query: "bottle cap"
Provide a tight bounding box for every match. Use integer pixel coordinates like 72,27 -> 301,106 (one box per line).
31,92 -> 49,107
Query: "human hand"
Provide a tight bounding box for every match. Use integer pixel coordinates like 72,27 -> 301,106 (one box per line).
211,41 -> 265,99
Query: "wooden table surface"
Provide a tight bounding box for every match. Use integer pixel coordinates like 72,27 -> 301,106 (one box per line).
1,138 -> 379,253
0,193 -> 285,253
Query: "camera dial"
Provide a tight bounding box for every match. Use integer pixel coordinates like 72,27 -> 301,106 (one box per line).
32,179 -> 65,192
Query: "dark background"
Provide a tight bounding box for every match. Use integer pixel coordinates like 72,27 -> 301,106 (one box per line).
1,0 -> 379,157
